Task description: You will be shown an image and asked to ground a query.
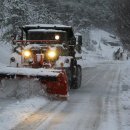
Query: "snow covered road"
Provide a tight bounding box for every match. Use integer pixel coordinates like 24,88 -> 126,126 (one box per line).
11,63 -> 122,130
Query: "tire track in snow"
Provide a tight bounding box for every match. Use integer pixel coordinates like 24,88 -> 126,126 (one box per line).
98,65 -> 122,130
46,65 -> 111,130
75,65 -> 113,130
12,67 -> 103,130
12,101 -> 67,130
12,64 -> 122,130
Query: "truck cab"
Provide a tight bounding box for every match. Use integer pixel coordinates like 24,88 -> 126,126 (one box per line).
10,24 -> 82,89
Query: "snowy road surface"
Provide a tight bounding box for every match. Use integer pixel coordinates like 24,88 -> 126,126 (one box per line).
11,63 -> 122,130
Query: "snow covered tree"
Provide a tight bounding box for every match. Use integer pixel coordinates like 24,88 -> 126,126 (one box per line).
113,0 -> 130,49
27,0 -> 56,24
0,0 -> 4,27
2,0 -> 28,40
0,0 -> 119,42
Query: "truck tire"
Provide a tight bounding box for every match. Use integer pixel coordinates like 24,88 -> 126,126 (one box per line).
71,65 -> 82,89
65,68 -> 72,90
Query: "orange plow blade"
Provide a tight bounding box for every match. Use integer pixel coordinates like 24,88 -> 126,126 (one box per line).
0,67 -> 69,98
43,71 -> 68,96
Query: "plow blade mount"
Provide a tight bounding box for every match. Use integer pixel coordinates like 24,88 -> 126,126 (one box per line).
43,71 -> 68,96
0,67 -> 68,97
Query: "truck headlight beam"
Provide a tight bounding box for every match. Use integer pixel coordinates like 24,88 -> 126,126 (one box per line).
22,50 -> 31,58
47,50 -> 57,59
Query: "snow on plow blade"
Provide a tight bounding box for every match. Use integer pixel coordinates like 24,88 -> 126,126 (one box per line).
0,67 -> 68,97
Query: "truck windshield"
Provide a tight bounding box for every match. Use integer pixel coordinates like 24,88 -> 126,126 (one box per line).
27,31 -> 67,44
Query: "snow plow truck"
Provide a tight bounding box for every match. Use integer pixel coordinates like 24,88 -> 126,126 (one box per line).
0,24 -> 82,99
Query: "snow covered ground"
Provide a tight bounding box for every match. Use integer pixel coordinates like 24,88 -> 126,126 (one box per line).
0,29 -> 129,130
119,61 -> 130,130
0,97 -> 49,130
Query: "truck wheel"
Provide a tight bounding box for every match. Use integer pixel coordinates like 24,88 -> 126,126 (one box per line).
72,65 -> 82,89
65,68 -> 72,90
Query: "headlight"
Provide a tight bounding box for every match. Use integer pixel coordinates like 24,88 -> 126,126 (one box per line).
22,50 -> 31,58
55,35 -> 60,40
47,50 -> 57,59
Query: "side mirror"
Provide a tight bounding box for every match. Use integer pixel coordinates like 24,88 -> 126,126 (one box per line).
70,37 -> 76,45
75,35 -> 82,53
77,35 -> 82,46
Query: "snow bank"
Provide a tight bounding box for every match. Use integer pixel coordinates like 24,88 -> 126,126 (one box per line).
77,28 -> 125,69
89,29 -> 122,60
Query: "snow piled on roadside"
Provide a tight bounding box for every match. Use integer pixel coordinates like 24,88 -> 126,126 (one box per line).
90,29 -> 122,60
0,97 -> 49,130
79,28 -> 124,68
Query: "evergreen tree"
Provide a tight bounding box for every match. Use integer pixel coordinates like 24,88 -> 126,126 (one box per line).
114,0 -> 130,49
0,0 -> 119,41
3,0 -> 28,40
27,0 -> 57,24
0,0 -> 4,28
